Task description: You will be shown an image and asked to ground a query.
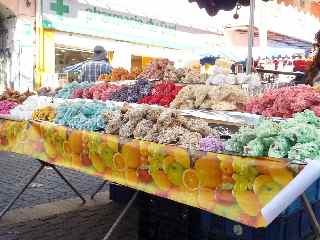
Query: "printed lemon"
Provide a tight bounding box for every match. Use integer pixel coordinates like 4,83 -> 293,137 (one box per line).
151,170 -> 172,191
253,175 -> 282,206
106,135 -> 119,152
167,146 -> 190,169
167,162 -> 184,186
90,152 -> 106,173
234,191 -> 261,217
162,155 -> 175,174
269,167 -> 293,186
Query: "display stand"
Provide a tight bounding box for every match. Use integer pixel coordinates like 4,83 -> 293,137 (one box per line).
102,191 -> 139,240
301,194 -> 320,240
91,180 -> 109,199
246,0 -> 255,74
0,159 -> 86,219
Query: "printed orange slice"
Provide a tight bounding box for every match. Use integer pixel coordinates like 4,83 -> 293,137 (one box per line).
182,169 -> 199,192
113,153 -> 126,171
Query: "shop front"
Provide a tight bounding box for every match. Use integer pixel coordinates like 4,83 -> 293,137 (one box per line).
36,0 -> 221,88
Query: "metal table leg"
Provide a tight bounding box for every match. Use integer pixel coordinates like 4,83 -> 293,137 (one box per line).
301,193 -> 320,240
0,159 -> 86,219
102,191 -> 139,240
91,181 -> 109,199
48,163 -> 86,204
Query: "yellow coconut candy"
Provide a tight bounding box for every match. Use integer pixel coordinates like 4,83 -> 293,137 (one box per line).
32,106 -> 56,122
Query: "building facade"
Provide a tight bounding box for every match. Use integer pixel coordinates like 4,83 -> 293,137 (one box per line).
0,0 -> 35,91
35,0 -> 223,88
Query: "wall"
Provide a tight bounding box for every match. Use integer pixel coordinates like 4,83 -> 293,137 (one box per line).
0,0 -> 36,91
0,0 -> 35,18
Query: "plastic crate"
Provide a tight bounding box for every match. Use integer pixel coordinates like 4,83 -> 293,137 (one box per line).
109,184 -> 135,204
138,193 -> 192,240
192,200 -> 320,240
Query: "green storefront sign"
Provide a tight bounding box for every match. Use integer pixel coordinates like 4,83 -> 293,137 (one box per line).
50,0 -> 69,16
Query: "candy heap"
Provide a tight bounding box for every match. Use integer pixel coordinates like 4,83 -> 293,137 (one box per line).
0,89 -> 34,104
163,62 -> 178,82
56,81 -> 93,99
10,96 -> 64,121
100,67 -> 129,81
170,85 -> 248,111
54,100 -> 115,131
99,67 -> 142,81
246,85 -> 320,118
179,65 -> 202,84
103,105 -> 218,150
84,83 -> 121,101
32,106 -> 56,122
138,82 -> 183,107
198,136 -> 225,152
109,79 -> 153,103
37,87 -> 58,97
138,59 -> 172,80
0,100 -> 17,114
225,110 -> 320,161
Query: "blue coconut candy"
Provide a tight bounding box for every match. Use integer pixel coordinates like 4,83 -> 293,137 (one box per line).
54,100 -> 115,131
56,81 -> 93,99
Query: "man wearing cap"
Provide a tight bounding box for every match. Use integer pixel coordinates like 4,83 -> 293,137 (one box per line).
80,46 -> 112,82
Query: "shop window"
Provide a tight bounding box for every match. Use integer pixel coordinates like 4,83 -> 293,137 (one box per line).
55,47 -> 92,73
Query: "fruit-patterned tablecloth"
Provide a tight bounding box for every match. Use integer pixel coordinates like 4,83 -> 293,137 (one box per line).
1,119 -> 320,228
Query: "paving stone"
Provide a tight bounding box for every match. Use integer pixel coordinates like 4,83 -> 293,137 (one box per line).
0,152 -> 138,240
2,204 -> 138,240
0,152 -> 105,210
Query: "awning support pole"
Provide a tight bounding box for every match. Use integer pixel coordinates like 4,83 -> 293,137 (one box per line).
246,0 -> 255,74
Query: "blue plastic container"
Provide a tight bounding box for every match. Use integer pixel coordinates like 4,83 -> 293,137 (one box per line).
138,193 -> 191,240
192,200 -> 320,240
109,183 -> 135,204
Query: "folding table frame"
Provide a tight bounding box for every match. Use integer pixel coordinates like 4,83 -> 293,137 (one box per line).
0,159 -> 86,219
91,181 -> 320,240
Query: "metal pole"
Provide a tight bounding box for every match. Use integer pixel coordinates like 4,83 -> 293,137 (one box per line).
300,193 -> 320,239
50,164 -> 86,204
102,191 -> 139,240
246,0 -> 255,74
91,181 -> 108,199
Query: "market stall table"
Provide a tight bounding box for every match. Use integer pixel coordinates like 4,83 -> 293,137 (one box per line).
1,119 -> 320,239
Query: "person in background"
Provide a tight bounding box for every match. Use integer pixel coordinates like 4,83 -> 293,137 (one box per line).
306,30 -> 320,86
80,46 -> 112,82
